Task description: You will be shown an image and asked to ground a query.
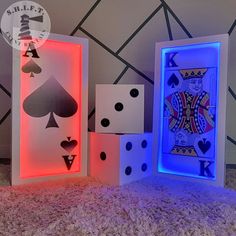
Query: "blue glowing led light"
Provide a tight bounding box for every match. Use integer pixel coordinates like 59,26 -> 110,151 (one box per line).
157,42 -> 221,180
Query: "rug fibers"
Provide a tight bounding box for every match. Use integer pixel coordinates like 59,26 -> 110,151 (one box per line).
0,173 -> 236,236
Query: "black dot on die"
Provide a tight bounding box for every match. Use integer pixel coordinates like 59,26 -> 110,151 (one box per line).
130,88 -> 139,98
126,142 -> 132,151
125,166 -> 132,176
141,140 -> 148,148
141,163 -> 147,172
114,102 -> 124,112
100,152 -> 106,161
101,118 -> 110,127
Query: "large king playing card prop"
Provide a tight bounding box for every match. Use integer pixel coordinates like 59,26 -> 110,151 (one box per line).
153,35 -> 228,186
12,33 -> 88,185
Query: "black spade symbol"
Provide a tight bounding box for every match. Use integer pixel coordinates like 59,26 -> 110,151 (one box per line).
23,77 -> 78,128
61,137 -> 78,153
22,59 -> 42,77
198,138 -> 211,154
167,73 -> 179,88
62,155 -> 76,170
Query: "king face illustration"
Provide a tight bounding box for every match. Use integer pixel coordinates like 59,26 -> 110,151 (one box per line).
165,68 -> 215,156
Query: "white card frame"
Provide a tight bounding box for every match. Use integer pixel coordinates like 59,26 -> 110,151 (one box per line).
12,32 -> 88,185
152,34 -> 229,186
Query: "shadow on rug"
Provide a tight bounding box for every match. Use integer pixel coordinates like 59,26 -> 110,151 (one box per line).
1,165 -> 236,190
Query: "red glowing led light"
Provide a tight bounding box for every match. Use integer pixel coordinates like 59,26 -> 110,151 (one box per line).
19,39 -> 82,178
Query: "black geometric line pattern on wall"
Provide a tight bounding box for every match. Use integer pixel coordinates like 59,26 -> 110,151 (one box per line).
227,136 -> 236,145
0,1 -> 235,138
0,109 -> 11,126
115,4 -> 163,54
160,0 -> 192,39
229,86 -> 236,100
0,84 -> 11,98
163,3 -> 173,40
0,84 -> 11,126
70,0 -> 193,123
0,28 -> 12,127
226,19 -> 236,146
228,19 -> 236,35
227,86 -> 236,145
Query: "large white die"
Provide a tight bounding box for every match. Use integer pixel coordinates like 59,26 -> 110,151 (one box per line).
89,132 -> 152,185
95,84 -> 144,133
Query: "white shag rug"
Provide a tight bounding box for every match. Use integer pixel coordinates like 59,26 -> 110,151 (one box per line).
0,170 -> 236,236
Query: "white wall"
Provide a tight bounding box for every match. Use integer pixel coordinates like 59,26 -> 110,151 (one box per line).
0,0 -> 236,164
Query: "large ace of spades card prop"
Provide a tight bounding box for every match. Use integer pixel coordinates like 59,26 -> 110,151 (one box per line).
152,34 -> 229,186
12,33 -> 88,185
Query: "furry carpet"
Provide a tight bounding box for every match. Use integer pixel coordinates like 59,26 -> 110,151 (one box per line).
0,171 -> 236,236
